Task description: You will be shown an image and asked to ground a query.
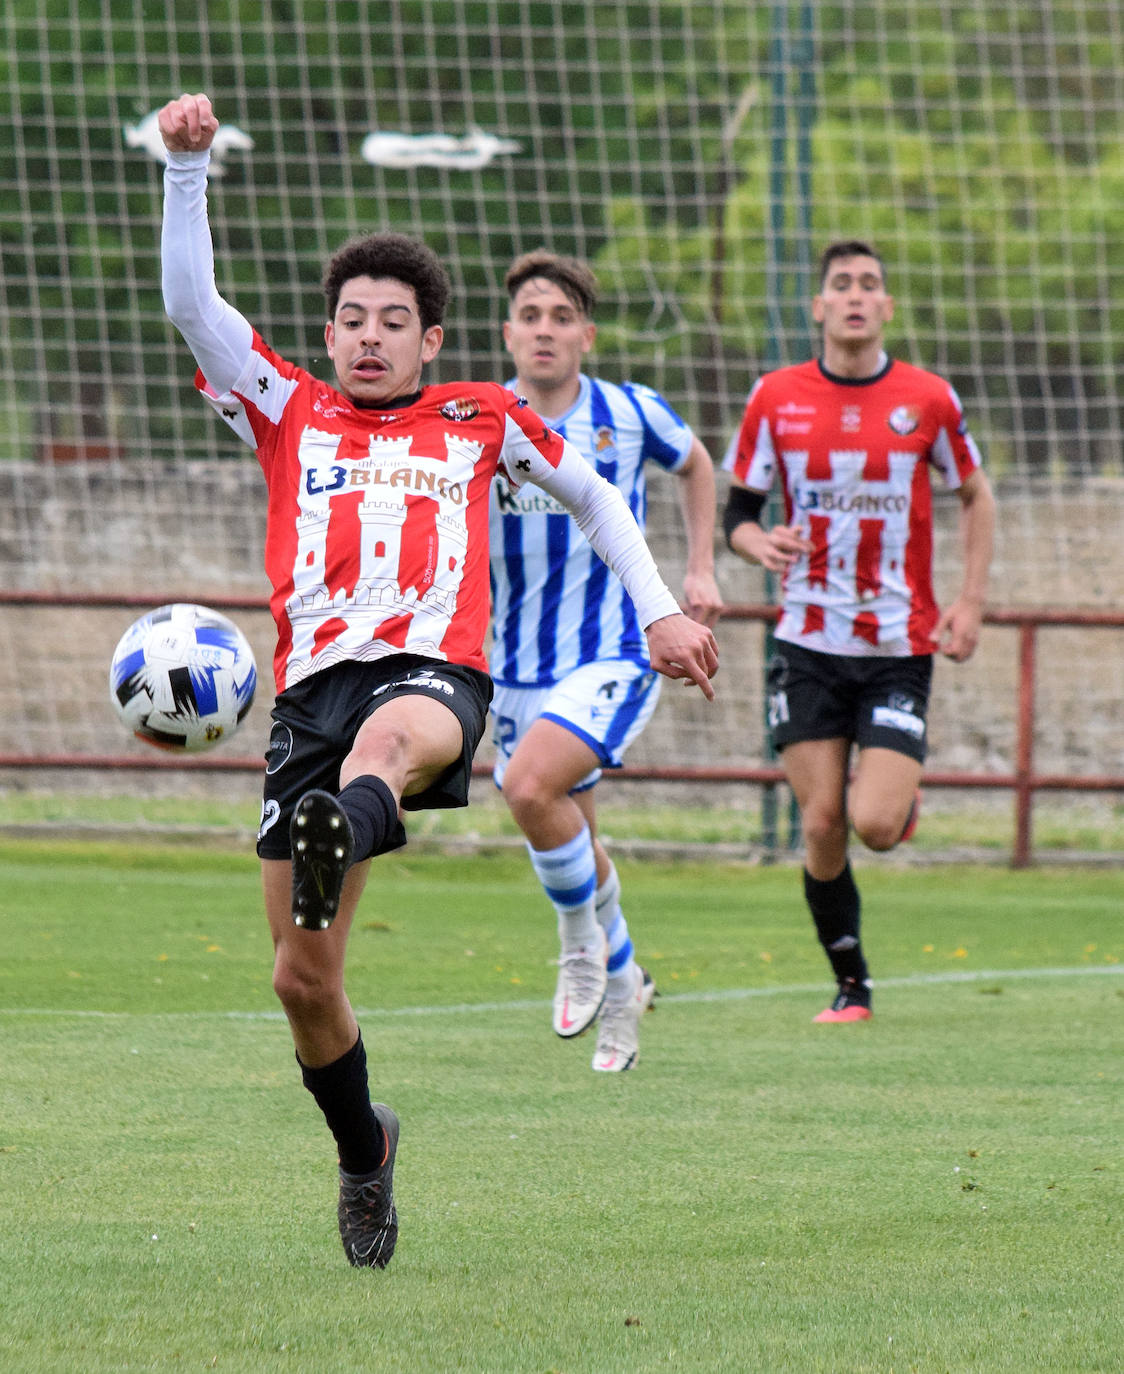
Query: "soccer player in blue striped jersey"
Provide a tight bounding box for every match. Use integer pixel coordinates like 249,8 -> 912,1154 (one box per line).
489,250 -> 723,1070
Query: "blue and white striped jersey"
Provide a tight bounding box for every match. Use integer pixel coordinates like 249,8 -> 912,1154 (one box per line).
489,373 -> 693,686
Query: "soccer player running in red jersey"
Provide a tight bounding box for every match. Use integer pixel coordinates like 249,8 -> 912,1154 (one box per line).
157,93 -> 718,1270
723,240 -> 995,1022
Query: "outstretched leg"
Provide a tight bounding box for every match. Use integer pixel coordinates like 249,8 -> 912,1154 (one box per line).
265,689 -> 466,1267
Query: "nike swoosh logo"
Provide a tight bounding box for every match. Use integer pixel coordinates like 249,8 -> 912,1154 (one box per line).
307,859 -> 335,899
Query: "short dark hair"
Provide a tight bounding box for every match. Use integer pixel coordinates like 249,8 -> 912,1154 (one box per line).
818,240 -> 888,290
321,233 -> 451,330
504,248 -> 598,317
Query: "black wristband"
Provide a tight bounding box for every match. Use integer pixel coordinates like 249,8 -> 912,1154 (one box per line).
722,485 -> 767,548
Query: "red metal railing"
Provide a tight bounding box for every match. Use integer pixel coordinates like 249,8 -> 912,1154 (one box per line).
2,592 -> 1122,867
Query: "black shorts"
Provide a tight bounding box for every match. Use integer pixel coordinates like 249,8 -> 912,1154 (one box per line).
765,641 -> 932,763
256,654 -> 493,859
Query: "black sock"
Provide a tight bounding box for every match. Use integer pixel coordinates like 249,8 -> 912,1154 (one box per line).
803,862 -> 869,988
299,1034 -> 385,1175
336,774 -> 407,861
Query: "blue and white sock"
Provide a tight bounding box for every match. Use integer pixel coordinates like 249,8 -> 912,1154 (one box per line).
527,826 -> 599,954
595,861 -> 637,998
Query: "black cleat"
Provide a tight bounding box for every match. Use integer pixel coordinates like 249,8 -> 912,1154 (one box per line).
290,790 -> 354,929
338,1103 -> 399,1268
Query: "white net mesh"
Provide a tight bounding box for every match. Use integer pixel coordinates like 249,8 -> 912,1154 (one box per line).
1,1 -> 1122,840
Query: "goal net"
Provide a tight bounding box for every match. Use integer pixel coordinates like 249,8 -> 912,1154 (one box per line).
1,1 -> 1122,846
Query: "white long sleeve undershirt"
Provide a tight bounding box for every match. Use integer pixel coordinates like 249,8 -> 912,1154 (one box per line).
162,148 -> 253,395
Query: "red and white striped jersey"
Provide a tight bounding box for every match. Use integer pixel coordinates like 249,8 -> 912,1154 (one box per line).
162,150 -> 678,696
726,358 -> 983,656
198,333 -> 571,691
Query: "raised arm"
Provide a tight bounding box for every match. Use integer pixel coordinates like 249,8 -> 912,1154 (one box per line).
158,93 -> 254,396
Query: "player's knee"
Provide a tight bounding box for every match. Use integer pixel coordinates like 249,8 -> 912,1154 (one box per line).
501,767 -> 556,824
272,951 -> 337,1019
346,719 -> 412,780
849,802 -> 901,852
799,804 -> 847,850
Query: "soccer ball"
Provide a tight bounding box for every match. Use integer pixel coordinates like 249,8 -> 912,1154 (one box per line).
109,603 -> 258,752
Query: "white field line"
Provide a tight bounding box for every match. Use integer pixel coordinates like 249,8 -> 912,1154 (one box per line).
2,964 -> 1120,1022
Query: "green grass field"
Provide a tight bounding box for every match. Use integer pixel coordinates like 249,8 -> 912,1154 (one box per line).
1,839 -> 1120,1373
6,785 -> 1124,859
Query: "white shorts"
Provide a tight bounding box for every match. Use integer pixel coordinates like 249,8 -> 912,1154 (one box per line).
490,660 -> 661,792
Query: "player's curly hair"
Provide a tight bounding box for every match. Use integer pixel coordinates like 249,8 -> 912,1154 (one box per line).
504,249 -> 598,318
322,233 -> 451,330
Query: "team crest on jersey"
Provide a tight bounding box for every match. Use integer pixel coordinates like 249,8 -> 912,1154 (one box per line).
888,404 -> 921,436
594,425 -> 616,452
440,396 -> 480,422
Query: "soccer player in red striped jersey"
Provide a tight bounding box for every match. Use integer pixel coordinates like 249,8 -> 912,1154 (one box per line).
723,240 -> 995,1023
158,93 -> 717,1269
